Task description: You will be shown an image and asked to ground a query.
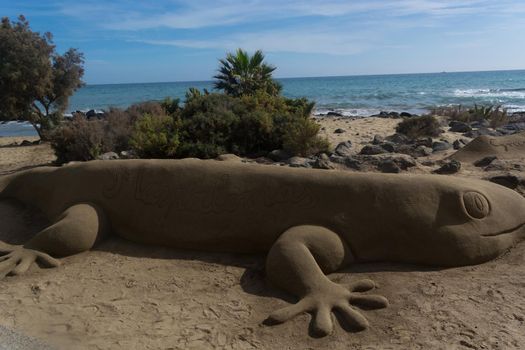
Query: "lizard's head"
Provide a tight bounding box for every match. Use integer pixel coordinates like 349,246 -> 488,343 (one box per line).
408,176 -> 525,266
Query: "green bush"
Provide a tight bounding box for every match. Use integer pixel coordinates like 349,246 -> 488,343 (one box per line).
431,105 -> 470,121
50,101 -> 172,163
102,107 -> 135,152
177,91 -> 325,158
431,104 -> 508,128
50,91 -> 327,162
282,116 -> 330,156
469,105 -> 508,128
50,116 -> 105,163
396,115 -> 442,139
130,114 -> 180,158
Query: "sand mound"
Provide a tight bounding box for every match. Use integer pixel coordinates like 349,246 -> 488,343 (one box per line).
451,131 -> 525,162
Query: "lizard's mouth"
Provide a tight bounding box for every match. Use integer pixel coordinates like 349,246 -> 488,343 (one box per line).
481,222 -> 525,237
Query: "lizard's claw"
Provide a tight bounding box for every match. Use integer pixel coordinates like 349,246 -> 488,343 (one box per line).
0,245 -> 60,278
265,279 -> 388,337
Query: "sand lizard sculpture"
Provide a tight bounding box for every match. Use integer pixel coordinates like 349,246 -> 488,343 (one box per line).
1,159 -> 525,336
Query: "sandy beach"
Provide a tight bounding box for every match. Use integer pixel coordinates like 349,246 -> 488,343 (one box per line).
0,116 -> 524,349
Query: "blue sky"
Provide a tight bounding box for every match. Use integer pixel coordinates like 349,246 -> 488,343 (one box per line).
2,0 -> 525,84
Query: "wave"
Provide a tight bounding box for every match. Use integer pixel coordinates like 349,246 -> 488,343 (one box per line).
453,88 -> 525,98
313,106 -> 427,117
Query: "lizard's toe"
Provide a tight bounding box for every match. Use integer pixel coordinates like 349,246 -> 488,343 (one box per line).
11,256 -> 36,275
265,297 -> 312,324
335,303 -> 369,331
348,279 -> 376,292
311,304 -> 334,336
0,258 -> 17,278
34,251 -> 61,267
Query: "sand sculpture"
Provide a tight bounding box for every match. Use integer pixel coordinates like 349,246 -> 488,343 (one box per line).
451,131 -> 525,162
1,159 -> 525,336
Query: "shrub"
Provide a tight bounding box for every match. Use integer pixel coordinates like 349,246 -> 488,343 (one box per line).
126,101 -> 167,121
470,105 -> 508,128
431,105 -> 470,121
130,114 -> 180,158
177,91 -> 325,158
396,115 -> 442,139
431,104 -> 508,128
50,116 -> 105,163
102,107 -> 135,152
282,117 -> 330,156
178,93 -> 239,158
50,90 -> 327,161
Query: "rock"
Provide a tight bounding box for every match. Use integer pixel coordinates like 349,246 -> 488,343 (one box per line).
329,155 -> 345,164
386,154 -> 417,169
343,157 -> 363,170
378,159 -> 401,173
414,146 -> 433,157
471,120 -> 490,129
432,141 -> 451,152
395,144 -> 415,157
495,127 -> 514,135
312,154 -> 335,169
400,112 -> 412,118
86,109 -> 105,119
334,128 -> 346,134
452,139 -> 470,150
86,109 -> 97,118
216,154 -> 242,162
334,141 -> 353,157
389,112 -> 400,118
385,133 -> 409,144
375,111 -> 401,119
484,159 -> 508,172
119,150 -> 137,159
372,134 -> 384,145
474,156 -> 497,167
413,137 -> 433,148
32,140 -> 41,145
327,111 -> 343,117
503,122 -> 525,133
434,160 -> 461,174
463,128 -> 500,138
489,174 -> 520,189
20,140 -> 33,146
267,149 -> 292,162
449,121 -> 472,133
254,157 -> 274,164
357,153 -> 416,170
287,156 -> 310,168
97,152 -> 119,160
328,155 -> 362,170
380,142 -> 396,153
359,145 -> 387,155
483,160 -> 524,172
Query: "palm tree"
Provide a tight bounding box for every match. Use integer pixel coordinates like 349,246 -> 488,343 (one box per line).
213,49 -> 282,97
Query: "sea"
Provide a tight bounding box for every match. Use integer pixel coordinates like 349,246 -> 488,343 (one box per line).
2,69 -> 525,137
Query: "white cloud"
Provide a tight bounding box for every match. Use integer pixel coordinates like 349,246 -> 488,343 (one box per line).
59,0 -> 514,31
132,26 -> 379,55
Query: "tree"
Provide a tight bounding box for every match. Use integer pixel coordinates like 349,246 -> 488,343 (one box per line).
213,49 -> 281,97
0,15 -> 84,139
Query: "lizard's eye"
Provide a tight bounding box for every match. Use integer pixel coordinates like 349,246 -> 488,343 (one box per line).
463,192 -> 490,219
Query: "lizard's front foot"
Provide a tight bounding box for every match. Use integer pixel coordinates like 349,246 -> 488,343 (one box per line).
266,279 -> 388,336
0,243 -> 60,278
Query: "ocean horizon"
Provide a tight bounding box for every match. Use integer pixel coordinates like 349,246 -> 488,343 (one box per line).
2,69 -> 525,137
